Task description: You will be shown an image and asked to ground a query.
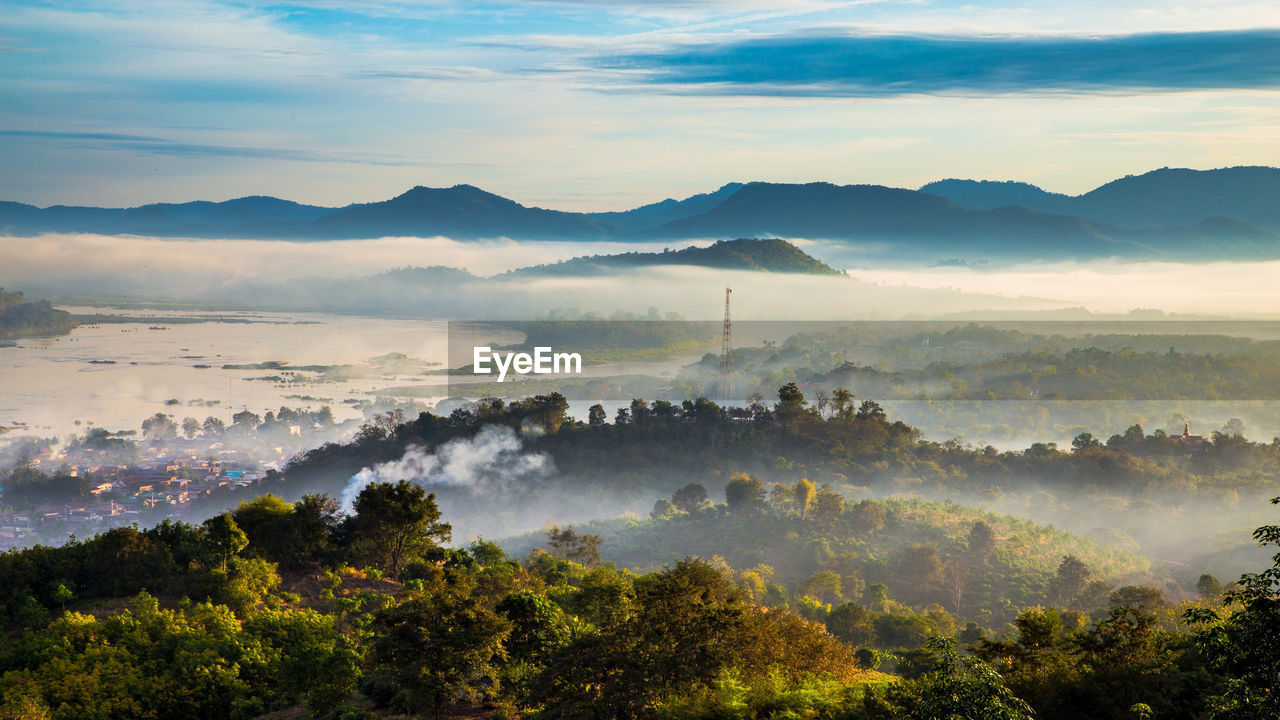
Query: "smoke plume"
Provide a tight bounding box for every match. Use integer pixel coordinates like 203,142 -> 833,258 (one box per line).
340,424 -> 552,513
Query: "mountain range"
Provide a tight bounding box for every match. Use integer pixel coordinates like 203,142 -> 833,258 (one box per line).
4,166 -> 1278,262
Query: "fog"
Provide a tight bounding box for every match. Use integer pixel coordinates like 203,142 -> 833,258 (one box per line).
8,233 -> 1280,321
846,258 -> 1280,318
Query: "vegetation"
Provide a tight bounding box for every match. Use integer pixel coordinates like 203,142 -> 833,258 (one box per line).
3,382 -> 1280,718
0,289 -> 77,339
500,238 -> 847,277
1,477 -> 1276,719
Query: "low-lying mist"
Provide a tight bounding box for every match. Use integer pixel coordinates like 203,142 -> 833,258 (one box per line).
847,258 -> 1280,318
7,233 -> 1280,320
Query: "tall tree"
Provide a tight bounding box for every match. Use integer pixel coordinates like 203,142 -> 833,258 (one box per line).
348,481 -> 451,577
201,513 -> 248,570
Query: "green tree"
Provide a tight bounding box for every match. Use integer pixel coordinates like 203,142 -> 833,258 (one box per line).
497,590 -> 571,666
724,473 -> 766,514
371,587 -> 510,719
671,482 -> 709,514
1195,573 -> 1223,599
898,638 -> 1034,720
812,483 -> 845,524
201,513 -> 248,570
793,478 -> 816,519
1186,497 -> 1280,720
348,480 -> 451,577
826,602 -> 876,646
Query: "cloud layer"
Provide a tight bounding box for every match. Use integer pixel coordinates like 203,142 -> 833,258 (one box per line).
599,30 -> 1280,96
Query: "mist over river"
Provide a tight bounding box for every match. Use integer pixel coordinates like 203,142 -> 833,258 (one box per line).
0,308 -> 451,437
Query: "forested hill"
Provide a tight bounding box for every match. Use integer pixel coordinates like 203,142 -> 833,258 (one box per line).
501,491 -> 1149,629
5,383 -> 1280,718
499,238 -> 846,277
0,288 -> 76,339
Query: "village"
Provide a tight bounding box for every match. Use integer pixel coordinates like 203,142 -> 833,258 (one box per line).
0,439 -> 291,549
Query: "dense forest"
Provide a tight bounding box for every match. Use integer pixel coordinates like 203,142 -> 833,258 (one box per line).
1,476 -> 1277,719
4,385 -> 1279,718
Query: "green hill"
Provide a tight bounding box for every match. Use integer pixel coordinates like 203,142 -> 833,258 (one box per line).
499,238 -> 846,277
501,493 -> 1149,629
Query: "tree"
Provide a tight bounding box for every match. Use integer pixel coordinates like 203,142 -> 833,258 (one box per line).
290,493 -> 339,567
587,404 -> 606,427
901,544 -> 944,599
181,417 -> 200,440
725,473 -> 766,514
826,602 -> 876,645
231,409 -> 261,432
831,387 -> 854,419
348,480 -> 451,577
231,494 -> 293,563
201,416 -> 225,437
968,520 -> 998,562
793,478 -> 816,519
497,590 -> 571,666
798,570 -> 842,603
812,484 -> 845,524
1185,497 -> 1280,720
671,482 -> 709,514
897,638 -> 1035,720
775,382 -> 808,418
1054,555 -> 1092,607
141,413 -> 178,443
371,587 -> 510,719
1072,432 -> 1102,452
201,513 -> 248,570
1196,573 -> 1223,599
848,500 -> 886,534
545,526 -> 603,567
813,388 -> 830,417
856,399 -> 886,421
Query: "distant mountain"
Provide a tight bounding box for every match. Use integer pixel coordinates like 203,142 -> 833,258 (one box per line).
254,185 -> 617,240
586,182 -> 744,232
918,179 -> 1068,211
0,196 -> 331,236
5,167 -> 1280,262
923,166 -> 1280,231
500,238 -> 845,278
637,182 -> 1149,260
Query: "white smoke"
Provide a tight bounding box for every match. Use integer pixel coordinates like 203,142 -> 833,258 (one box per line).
339,424 -> 551,513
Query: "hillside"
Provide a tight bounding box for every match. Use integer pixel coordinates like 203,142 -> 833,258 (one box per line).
269,184 -> 618,240
585,182 -> 745,232
501,494 -> 1149,628
500,237 -> 846,277
636,182 -> 1151,260
923,166 -> 1280,231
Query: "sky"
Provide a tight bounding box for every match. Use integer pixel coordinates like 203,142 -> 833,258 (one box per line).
2,0 -> 1279,210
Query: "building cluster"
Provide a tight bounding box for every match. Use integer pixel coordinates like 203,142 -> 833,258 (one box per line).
0,443 -> 277,549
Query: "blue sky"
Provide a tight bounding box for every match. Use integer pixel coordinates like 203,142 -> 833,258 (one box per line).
2,0 -> 1279,209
